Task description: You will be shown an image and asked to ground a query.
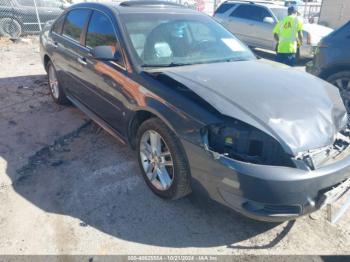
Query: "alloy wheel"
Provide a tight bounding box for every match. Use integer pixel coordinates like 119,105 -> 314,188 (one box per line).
140,130 -> 174,191
48,65 -> 59,100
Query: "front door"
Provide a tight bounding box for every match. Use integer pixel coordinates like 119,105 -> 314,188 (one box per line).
75,10 -> 128,136
228,4 -> 276,50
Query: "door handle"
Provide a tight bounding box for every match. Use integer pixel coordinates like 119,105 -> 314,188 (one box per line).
47,10 -> 53,13
77,57 -> 87,66
53,41 -> 58,48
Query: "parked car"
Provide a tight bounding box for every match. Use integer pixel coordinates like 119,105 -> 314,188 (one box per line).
284,0 -> 301,7
306,21 -> 350,112
40,1 -> 350,222
0,0 -> 65,38
214,1 -> 333,59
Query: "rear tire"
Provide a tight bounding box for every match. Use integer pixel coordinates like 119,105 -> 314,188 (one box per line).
0,18 -> 21,38
47,61 -> 69,105
327,71 -> 350,112
136,118 -> 191,200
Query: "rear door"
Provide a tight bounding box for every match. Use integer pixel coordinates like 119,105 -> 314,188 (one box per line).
49,13 -> 66,83
57,8 -> 91,99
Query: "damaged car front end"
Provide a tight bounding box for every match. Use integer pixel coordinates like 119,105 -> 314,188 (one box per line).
152,59 -> 350,222
118,8 -> 350,222
194,121 -> 350,221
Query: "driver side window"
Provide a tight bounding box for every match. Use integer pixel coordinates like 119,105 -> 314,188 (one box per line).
85,10 -> 124,66
86,11 -> 117,48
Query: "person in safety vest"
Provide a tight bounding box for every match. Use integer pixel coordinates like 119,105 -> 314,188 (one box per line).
273,5 -> 303,66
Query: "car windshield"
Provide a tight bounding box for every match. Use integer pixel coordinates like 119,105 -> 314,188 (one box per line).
120,13 -> 255,67
271,8 -> 288,21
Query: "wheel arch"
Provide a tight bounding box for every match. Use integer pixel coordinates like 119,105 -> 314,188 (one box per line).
320,64 -> 350,80
0,15 -> 23,24
43,54 -> 52,72
0,16 -> 23,36
127,108 -> 177,150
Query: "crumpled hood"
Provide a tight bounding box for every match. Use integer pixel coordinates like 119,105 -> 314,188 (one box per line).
158,59 -> 348,155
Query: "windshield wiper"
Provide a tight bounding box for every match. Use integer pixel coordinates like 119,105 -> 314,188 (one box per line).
141,58 -> 249,68
141,62 -> 190,68
219,58 -> 248,63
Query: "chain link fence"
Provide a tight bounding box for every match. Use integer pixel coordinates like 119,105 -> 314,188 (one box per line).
0,0 -> 226,39
0,0 -> 65,38
0,0 -> 324,39
298,2 -> 323,24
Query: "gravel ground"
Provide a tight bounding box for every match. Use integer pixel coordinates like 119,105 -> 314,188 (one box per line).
0,37 -> 349,255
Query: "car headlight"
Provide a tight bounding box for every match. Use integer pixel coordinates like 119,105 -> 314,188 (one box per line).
201,120 -> 295,168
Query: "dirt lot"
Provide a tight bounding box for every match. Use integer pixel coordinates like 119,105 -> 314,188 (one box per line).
0,37 -> 350,255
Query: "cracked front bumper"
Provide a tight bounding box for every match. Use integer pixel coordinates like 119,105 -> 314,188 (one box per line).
182,139 -> 350,222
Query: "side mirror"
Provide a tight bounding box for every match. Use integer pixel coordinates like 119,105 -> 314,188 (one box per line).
263,17 -> 275,24
91,46 -> 122,62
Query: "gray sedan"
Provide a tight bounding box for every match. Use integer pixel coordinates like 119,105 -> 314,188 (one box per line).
40,1 -> 350,222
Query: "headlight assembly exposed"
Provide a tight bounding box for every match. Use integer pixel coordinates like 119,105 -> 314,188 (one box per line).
293,124 -> 350,170
201,119 -> 295,168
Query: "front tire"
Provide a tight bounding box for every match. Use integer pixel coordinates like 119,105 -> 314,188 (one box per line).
47,61 -> 69,105
0,18 -> 21,38
327,71 -> 350,112
136,118 -> 191,200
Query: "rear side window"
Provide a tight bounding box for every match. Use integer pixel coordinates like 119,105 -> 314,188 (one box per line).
215,3 -> 236,14
52,14 -> 65,34
231,5 -> 271,22
62,9 -> 90,42
85,11 -> 117,48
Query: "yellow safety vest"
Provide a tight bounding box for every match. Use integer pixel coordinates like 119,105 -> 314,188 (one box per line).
273,15 -> 303,54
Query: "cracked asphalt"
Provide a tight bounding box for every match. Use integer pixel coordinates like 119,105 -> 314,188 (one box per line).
0,37 -> 349,255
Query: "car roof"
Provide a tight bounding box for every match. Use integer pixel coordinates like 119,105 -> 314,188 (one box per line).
69,1 -> 200,15
222,0 -> 286,9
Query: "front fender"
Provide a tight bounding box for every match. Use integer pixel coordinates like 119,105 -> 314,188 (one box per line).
129,96 -> 205,146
